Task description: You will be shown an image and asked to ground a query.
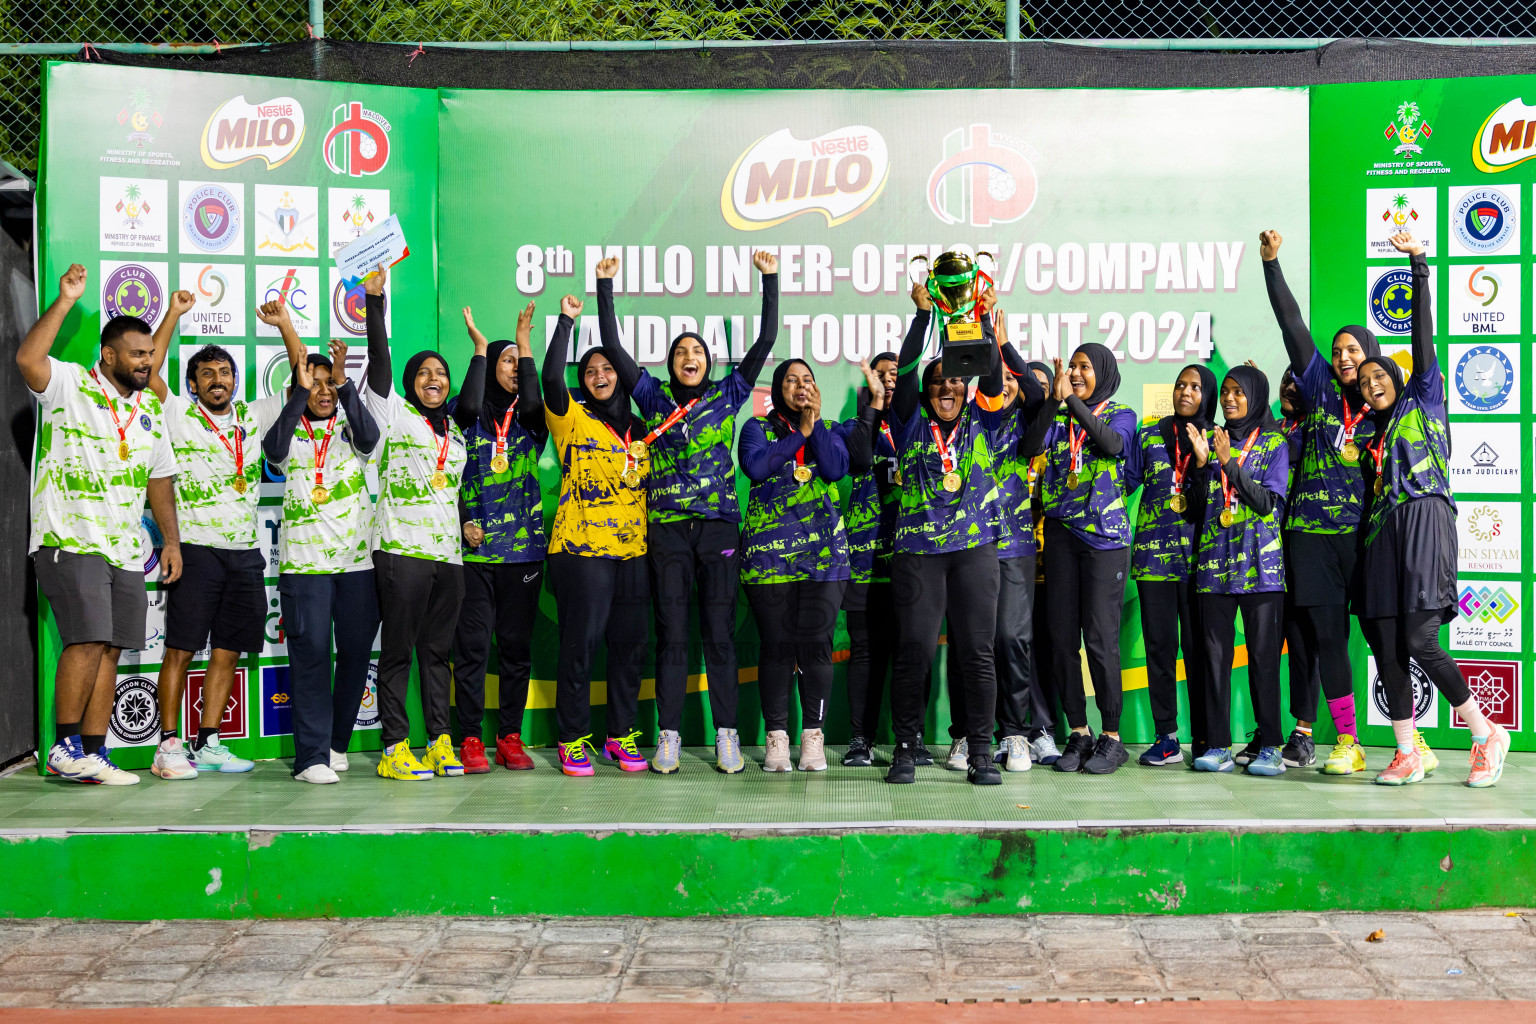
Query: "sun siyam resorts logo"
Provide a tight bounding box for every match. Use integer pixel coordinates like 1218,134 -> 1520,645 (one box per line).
721,126 -> 889,230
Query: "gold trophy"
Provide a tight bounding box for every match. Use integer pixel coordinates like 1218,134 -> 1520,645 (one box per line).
910,250 -> 995,380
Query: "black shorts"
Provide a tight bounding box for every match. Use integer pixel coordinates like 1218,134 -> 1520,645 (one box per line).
164,543 -> 267,653
1359,497 -> 1458,621
34,547 -> 147,649
1283,528 -> 1362,609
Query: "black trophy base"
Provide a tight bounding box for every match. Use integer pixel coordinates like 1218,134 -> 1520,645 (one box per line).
939,337 -> 991,381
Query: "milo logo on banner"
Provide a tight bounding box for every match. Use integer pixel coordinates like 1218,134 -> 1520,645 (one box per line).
722,126 -> 889,230
202,95 -> 306,170
1474,98 -> 1536,173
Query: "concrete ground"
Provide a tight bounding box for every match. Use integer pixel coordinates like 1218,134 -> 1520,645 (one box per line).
1,911 -> 1534,1008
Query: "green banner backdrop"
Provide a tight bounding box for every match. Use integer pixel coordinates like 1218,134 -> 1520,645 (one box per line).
60,60 -> 1501,771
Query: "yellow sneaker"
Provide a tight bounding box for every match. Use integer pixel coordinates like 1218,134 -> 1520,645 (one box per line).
1321,734 -> 1367,775
1413,730 -> 1439,774
422,734 -> 466,777
377,741 -> 433,781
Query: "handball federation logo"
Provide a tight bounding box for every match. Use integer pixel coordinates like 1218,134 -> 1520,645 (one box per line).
324,101 -> 392,177
1369,268 -> 1414,334
1453,187 -> 1515,254
1455,345 -> 1514,412
183,184 -> 242,253
102,263 -> 164,323
927,123 -> 1037,228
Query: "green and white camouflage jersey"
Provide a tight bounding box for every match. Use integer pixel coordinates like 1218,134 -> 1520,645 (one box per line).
162,393 -> 283,549
270,395 -> 377,574
28,357 -> 175,570
364,385 -> 467,564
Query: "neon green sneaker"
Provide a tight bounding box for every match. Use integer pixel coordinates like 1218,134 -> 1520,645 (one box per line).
1413,730 -> 1439,774
377,741 -> 433,781
1321,734 -> 1367,775
422,733 -> 466,777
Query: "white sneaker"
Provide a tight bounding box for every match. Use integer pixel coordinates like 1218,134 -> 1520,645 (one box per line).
82,749 -> 140,786
1030,733 -> 1062,766
152,737 -> 198,780
46,737 -> 106,783
1002,734 -> 1032,772
763,730 -> 792,772
295,764 -> 340,784
329,749 -> 349,772
190,739 -> 255,774
945,737 -> 969,770
797,728 -> 827,772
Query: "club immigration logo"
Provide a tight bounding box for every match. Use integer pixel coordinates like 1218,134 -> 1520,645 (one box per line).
1453,660 -> 1520,731
182,184 -> 242,253
1384,100 -> 1434,159
110,675 -> 160,746
1455,345 -> 1515,411
1453,187 -> 1516,254
1473,98 -> 1536,173
927,123 -> 1037,228
118,89 -> 163,149
1369,268 -> 1415,335
102,262 -> 164,323
201,95 -> 306,170
324,102 -> 392,177
722,126 -> 889,231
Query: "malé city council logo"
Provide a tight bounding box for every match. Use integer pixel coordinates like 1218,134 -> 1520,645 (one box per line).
102,264 -> 163,323
1458,584 -> 1519,626
1455,345 -> 1514,412
324,101 -> 392,177
927,123 -> 1037,228
1453,187 -> 1515,253
1369,269 -> 1414,334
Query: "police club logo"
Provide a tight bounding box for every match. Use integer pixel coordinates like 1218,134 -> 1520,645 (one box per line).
110,675 -> 160,746
102,262 -> 164,323
1369,268 -> 1414,335
1453,187 -> 1515,255
1455,345 -> 1514,412
183,184 -> 242,253
324,101 -> 391,177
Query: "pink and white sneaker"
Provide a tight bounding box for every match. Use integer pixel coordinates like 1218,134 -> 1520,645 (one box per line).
1467,723 -> 1511,789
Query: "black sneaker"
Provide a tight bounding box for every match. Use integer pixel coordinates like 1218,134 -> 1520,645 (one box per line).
1083,734 -> 1129,774
1281,729 -> 1316,768
1233,731 -> 1263,767
967,751 -> 1002,785
913,741 -> 935,766
885,743 -> 917,784
1054,731 -> 1094,772
842,735 -> 873,767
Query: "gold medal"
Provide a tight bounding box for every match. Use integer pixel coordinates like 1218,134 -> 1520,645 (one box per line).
1169,493 -> 1187,513
1066,471 -> 1080,491
1341,441 -> 1360,463
232,477 -> 247,495
893,470 -> 904,487
943,471 -> 963,493
311,485 -> 331,505
118,440 -> 130,461
1219,508 -> 1234,528
430,471 -> 448,491
621,468 -> 641,488
1374,477 -> 1385,496
490,454 -> 510,475
793,465 -> 813,484
628,439 -> 648,460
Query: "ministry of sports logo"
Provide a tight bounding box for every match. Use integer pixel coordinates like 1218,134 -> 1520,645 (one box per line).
1455,345 -> 1514,411
324,101 -> 391,177
118,89 -> 163,149
102,263 -> 163,322
927,123 -> 1036,228
183,184 -> 242,252
1453,187 -> 1515,254
1369,268 -> 1414,334
1384,100 -> 1434,159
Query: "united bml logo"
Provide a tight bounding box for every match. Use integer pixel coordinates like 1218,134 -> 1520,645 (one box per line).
324,102 -> 392,177
927,124 -> 1037,228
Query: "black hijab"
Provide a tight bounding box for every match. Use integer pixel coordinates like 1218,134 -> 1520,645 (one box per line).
479,339 -> 517,433
577,347 -> 633,437
1221,365 -> 1271,443
1358,355 -> 1406,422
919,358 -> 963,423
1160,363 -> 1218,458
403,350 -> 451,435
1332,324 -> 1381,401
1027,360 -> 1052,388
1074,342 -> 1121,405
288,353 -> 333,387
667,332 -> 712,405
858,352 -> 897,416
769,358 -> 813,437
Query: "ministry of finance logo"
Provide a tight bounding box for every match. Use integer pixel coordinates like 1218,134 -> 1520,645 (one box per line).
324,102 -> 391,177
1453,187 -> 1516,254
1455,345 -> 1514,411
927,123 -> 1037,229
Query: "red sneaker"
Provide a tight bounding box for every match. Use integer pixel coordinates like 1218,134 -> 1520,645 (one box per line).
496,733 -> 535,771
459,736 -> 492,774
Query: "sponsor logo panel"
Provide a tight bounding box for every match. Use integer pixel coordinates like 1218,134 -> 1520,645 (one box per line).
1450,343 -> 1519,415
201,95 -> 306,170
1473,98 -> 1536,173
327,188 -> 390,258
176,263 -> 247,338
1448,421 -> 1522,494
1366,655 -> 1439,728
1365,187 -> 1438,259
1457,501 -> 1521,575
927,123 -> 1036,228
356,662 -> 381,730
1452,660 -> 1521,732
261,666 -> 293,738
324,101 -> 391,177
178,180 -> 245,256
722,126 -> 889,231
254,184 -> 320,258
183,668 -> 249,742
1449,581 -> 1522,654
328,266 -> 383,338
1366,265 -> 1435,336
1448,185 -> 1520,258
100,260 -> 168,326
254,264 -> 320,338
1448,264 -> 1521,337
99,177 -> 168,253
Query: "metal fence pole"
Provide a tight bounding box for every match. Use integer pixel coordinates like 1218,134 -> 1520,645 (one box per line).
310,0 -> 326,38
1005,0 -> 1020,41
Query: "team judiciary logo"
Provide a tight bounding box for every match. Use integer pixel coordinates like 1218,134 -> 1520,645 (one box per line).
201,95 -> 305,170
324,102 -> 392,177
721,126 -> 889,230
927,123 -> 1037,228
1474,98 -> 1536,173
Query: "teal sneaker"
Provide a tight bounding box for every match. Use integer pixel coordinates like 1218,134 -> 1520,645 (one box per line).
1247,745 -> 1286,776
190,739 -> 255,774
1193,747 -> 1235,773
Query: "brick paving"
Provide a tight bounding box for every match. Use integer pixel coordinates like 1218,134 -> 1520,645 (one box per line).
0,912 -> 1533,1007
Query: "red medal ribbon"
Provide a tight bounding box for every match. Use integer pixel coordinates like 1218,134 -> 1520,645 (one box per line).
878,420 -> 897,457
775,413 -> 812,475
1281,416 -> 1300,438
929,419 -> 963,475
1068,399 -> 1112,474
1218,427 -> 1264,516
1340,394 -> 1366,447
194,404 -> 245,478
493,398 -> 518,460
641,394 -> 702,447
89,368 -> 145,453
422,415 -> 451,474
1367,429 -> 1389,484
1170,447 -> 1193,497
603,421 -> 637,475
302,413 -> 337,489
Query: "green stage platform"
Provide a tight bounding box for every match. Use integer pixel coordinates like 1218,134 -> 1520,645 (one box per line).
2,745 -> 1534,920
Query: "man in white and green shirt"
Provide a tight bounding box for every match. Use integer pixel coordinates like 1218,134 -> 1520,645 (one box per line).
144,290 -> 285,780
20,263 -> 182,786
261,300 -> 381,784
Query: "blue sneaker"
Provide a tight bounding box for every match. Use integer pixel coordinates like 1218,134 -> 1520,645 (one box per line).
1138,734 -> 1182,766
1247,745 -> 1287,776
1193,747 -> 1235,772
